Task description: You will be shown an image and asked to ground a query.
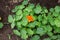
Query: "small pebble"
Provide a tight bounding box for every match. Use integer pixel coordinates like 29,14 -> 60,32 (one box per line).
0,17 -> 1,20
58,0 -> 60,3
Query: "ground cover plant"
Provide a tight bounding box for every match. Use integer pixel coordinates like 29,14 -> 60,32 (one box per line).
8,0 -> 60,40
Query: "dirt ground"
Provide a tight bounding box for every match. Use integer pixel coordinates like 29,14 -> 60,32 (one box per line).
0,0 -> 60,40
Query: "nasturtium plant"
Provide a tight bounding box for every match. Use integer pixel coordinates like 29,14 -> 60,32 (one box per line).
8,15 -> 14,23
15,14 -> 23,21
47,14 -> 55,25
38,15 -> 42,22
8,0 -> 60,40
21,17 -> 28,26
53,12 -> 59,17
30,35 -> 40,40
47,32 -> 53,37
11,21 -> 15,29
54,27 -> 60,33
13,30 -> 20,36
0,22 -> 3,29
16,22 -> 21,29
27,21 -> 37,28
46,25 -> 52,32
54,19 -> 60,27
55,6 -> 60,13
58,15 -> 60,20
49,8 -> 54,13
18,5 -> 25,10
28,3 -> 35,9
12,6 -> 18,13
22,0 -> 28,5
34,4 -> 42,14
27,29 -> 34,36
20,29 -> 28,39
51,35 -> 57,40
42,18 -> 47,25
57,35 -> 60,39
43,7 -> 48,13
16,10 -> 22,15
43,38 -> 51,40
36,27 -> 46,36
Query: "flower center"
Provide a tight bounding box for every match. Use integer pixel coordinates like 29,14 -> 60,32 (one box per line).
27,15 -> 34,22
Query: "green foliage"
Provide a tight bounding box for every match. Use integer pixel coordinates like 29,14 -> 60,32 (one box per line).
28,3 -> 35,9
22,0 -> 28,5
27,21 -> 37,28
20,29 -> 28,39
46,25 -> 52,32
16,22 -> 21,29
18,5 -> 25,10
43,7 -> 48,13
47,32 -> 53,37
54,27 -> 60,33
51,35 -> 57,40
8,0 -> 60,40
53,12 -> 59,17
49,8 -> 54,13
36,27 -> 46,36
13,30 -> 20,36
30,35 -> 40,40
8,15 -> 14,23
54,19 -> 60,27
15,14 -> 23,21
16,10 -> 22,15
34,4 -> 42,14
27,29 -> 34,36
11,22 -> 15,29
57,35 -> 60,39
21,17 -> 28,26
38,15 -> 42,21
55,6 -> 60,13
43,38 -> 51,40
42,18 -> 47,24
0,22 -> 3,29
12,6 -> 18,13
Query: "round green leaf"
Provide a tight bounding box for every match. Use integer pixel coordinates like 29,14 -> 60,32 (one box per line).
38,15 -> 42,21
27,29 -> 34,36
13,30 -> 20,36
22,0 -> 28,5
30,35 -> 40,40
0,22 -> 3,29
34,4 -> 42,14
16,10 -> 22,15
8,15 -> 14,23
36,27 -> 46,36
55,6 -> 60,13
54,19 -> 60,27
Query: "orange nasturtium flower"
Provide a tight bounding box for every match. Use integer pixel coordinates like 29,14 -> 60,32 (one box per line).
27,15 -> 34,22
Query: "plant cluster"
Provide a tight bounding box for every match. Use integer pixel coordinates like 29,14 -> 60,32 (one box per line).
8,0 -> 60,40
